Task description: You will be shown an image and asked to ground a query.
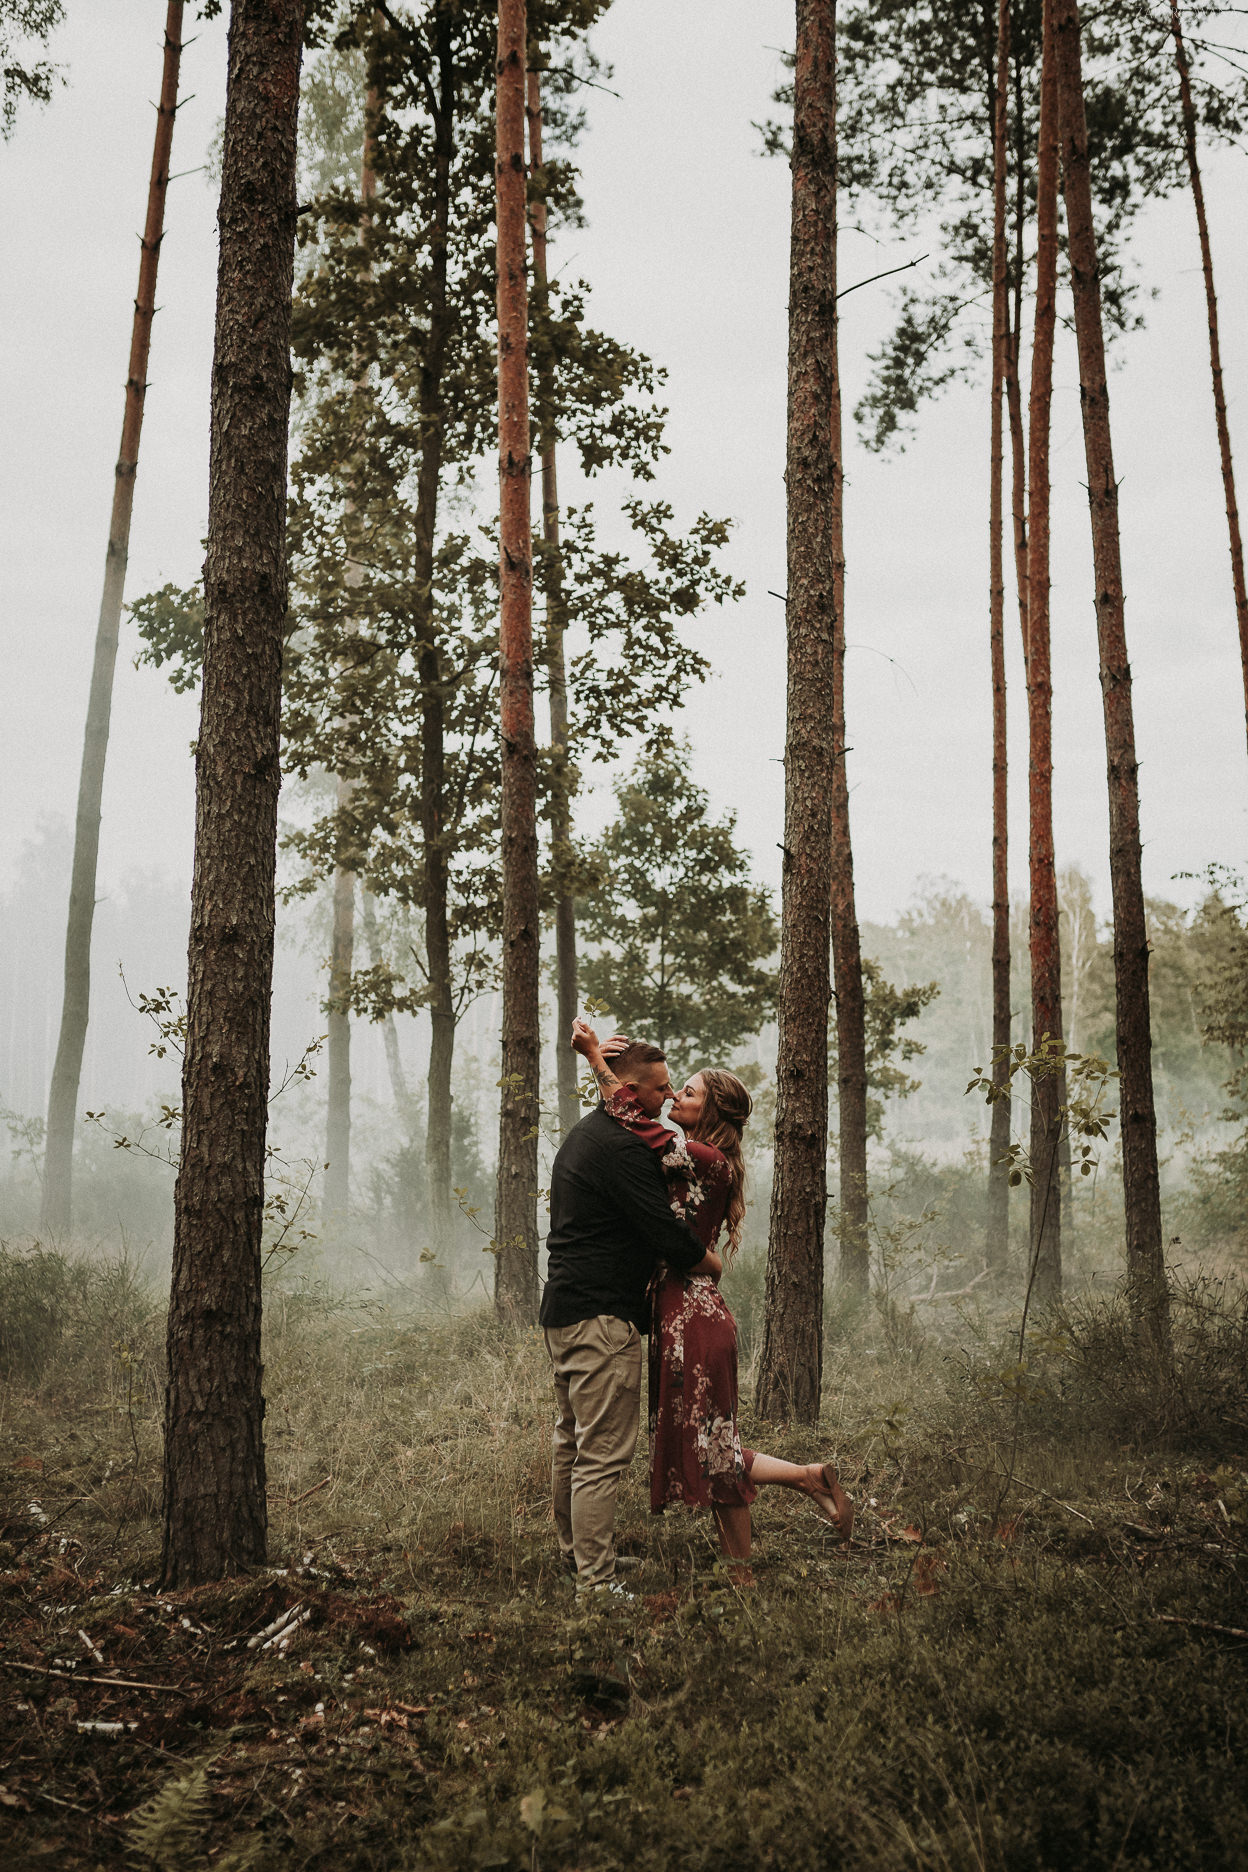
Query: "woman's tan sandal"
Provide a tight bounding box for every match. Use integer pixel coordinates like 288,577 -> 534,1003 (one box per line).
806,1463 -> 854,1542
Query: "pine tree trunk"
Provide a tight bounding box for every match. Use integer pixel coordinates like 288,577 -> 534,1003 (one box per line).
322,55 -> 379,1232
162,0 -> 305,1588
1052,0 -> 1169,1358
323,808 -> 353,1226
1005,30 -> 1030,656
756,0 -> 837,1425
425,850 -> 455,1249
987,0 -> 1012,1276
409,17 -> 456,1251
493,0 -> 539,1320
42,1 -> 184,1237
1004,364 -> 1029,654
826,64 -> 868,1298
1024,0 -> 1065,1305
526,67 -> 580,1140
1170,1 -> 1248,756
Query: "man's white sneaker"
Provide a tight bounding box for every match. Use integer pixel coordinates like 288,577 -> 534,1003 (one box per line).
575,1579 -> 635,1604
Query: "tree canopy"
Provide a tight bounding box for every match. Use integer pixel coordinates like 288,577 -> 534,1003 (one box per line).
577,744 -> 777,1063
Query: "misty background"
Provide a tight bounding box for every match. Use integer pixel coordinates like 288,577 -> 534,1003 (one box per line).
1,0 -> 1244,1278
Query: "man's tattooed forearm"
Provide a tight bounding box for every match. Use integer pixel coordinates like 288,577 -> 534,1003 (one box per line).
593,1064 -> 616,1089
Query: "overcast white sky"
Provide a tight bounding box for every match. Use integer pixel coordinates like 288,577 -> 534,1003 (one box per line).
1,0 -> 1245,947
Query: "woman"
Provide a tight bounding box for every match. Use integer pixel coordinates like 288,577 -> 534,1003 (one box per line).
570,1020 -> 853,1572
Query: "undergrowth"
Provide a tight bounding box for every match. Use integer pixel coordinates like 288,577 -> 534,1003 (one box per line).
0,1246 -> 1244,1870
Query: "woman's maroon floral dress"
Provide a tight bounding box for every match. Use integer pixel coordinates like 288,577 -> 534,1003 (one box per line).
604,1091 -> 756,1513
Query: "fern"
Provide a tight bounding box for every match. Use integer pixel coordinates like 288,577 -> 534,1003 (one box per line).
125,1764 -> 211,1870
214,1844 -> 266,1872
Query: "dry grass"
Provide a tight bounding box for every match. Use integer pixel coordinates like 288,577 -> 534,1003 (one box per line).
0,1248 -> 1246,1870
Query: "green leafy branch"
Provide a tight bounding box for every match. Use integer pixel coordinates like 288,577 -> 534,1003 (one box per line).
967,1035 -> 1118,1189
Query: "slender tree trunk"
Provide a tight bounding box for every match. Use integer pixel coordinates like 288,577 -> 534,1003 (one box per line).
987,0 -> 1012,1276
360,890 -> 415,1136
425,879 -> 455,1248
826,77 -> 868,1299
1170,1 -> 1248,756
162,0 -> 305,1587
757,0 -> 837,1425
493,0 -> 539,1320
323,57 -> 379,1231
526,67 -> 580,1139
407,19 -> 456,1250
42,2 -> 184,1237
1024,0 -> 1065,1304
1052,0 -> 1168,1357
1005,24 -> 1030,655
323,799 -> 353,1226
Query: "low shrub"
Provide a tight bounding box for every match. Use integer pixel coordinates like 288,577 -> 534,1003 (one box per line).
0,1240 -> 162,1395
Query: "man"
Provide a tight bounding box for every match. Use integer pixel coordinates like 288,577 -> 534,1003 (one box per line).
540,1036 -> 712,1598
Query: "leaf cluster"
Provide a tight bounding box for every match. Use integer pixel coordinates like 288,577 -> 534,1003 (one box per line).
0,0 -> 64,139
577,743 -> 777,1062
968,1034 -> 1119,1184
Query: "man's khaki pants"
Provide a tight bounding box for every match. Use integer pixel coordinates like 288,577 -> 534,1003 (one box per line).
543,1314 -> 642,1587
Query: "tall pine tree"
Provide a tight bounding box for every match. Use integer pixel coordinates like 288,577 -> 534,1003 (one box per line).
162,0 -> 307,1587
493,0 -> 540,1319
986,0 -> 1012,1278
1025,0 -> 1065,1303
757,0 -> 838,1426
43,1 -> 184,1236
1052,0 -> 1168,1358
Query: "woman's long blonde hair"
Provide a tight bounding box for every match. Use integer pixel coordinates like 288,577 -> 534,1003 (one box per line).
689,1068 -> 753,1258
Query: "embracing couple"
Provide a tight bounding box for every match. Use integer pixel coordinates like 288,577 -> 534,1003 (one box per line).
538,1021 -> 853,1598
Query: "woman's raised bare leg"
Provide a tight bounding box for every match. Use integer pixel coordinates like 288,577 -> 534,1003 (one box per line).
747,1453 -> 854,1540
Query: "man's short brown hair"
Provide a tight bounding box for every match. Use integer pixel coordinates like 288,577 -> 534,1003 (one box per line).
613,1040 -> 666,1079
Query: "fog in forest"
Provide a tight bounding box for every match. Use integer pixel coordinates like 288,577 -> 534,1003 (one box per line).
2,3 -> 1245,1299
2,814 -> 1243,1308
3,4 -> 1247,1866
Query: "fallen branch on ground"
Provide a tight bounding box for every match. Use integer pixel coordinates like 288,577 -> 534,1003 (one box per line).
283,1476 -> 333,1507
1,1659 -> 189,1695
1156,1614 -> 1248,1640
918,1268 -> 993,1303
1008,1477 -> 1096,1527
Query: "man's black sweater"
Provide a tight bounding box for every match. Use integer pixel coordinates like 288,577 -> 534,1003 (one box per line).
540,1105 -> 705,1332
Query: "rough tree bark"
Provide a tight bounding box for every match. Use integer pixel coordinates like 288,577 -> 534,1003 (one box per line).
493,0 -> 540,1320
1025,0 -> 1065,1304
1052,0 -> 1169,1356
526,64 -> 580,1140
323,64 -> 378,1231
756,0 -> 837,1425
161,0 -> 306,1587
986,0 -> 1012,1276
827,46 -> 869,1299
42,1 -> 184,1237
1170,0 -> 1248,760
407,13 -> 457,1251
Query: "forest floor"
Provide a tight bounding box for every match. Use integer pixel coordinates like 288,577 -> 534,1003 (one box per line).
0,1259 -> 1246,1871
